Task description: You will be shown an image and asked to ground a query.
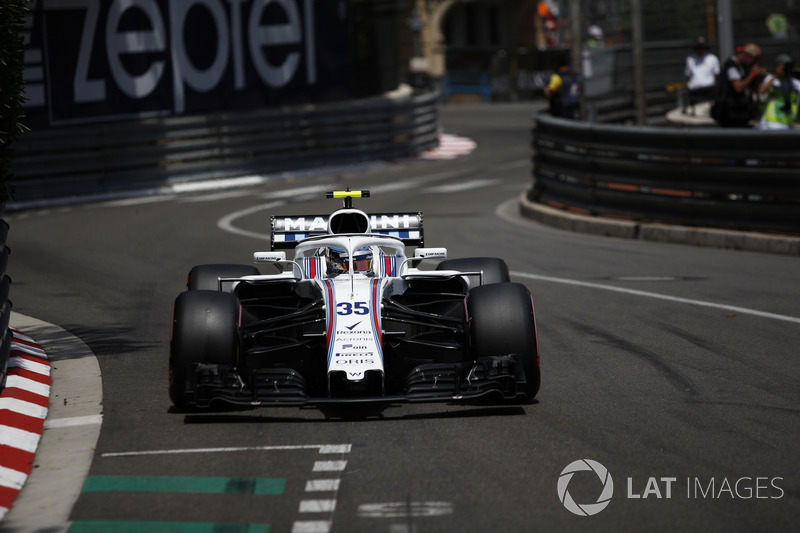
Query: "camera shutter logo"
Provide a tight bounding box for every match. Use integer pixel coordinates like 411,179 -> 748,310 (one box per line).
558,459 -> 614,516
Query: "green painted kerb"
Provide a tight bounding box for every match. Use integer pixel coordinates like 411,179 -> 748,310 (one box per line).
69,521 -> 270,533
81,475 -> 286,495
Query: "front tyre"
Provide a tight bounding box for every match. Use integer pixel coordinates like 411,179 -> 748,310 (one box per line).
467,282 -> 540,400
169,290 -> 240,409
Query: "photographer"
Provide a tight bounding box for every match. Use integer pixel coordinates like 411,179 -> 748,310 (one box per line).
713,43 -> 765,127
758,54 -> 800,130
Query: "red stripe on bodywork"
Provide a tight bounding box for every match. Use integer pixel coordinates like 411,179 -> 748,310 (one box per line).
371,279 -> 382,346
324,280 -> 335,351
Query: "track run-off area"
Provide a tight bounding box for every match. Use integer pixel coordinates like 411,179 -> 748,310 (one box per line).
1,104 -> 798,533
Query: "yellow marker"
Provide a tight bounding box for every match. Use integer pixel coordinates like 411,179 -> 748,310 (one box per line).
331,190 -> 364,198
327,189 -> 370,207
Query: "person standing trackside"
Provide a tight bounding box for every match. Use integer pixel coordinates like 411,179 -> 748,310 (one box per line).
758,54 -> 800,130
713,43 -> 765,127
684,37 -> 720,112
544,57 -> 581,119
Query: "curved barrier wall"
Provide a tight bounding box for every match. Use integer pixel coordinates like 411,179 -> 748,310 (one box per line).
530,115 -> 800,235
11,90 -> 439,205
0,204 -> 10,385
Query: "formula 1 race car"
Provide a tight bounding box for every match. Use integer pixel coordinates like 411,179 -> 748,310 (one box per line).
169,190 -> 540,410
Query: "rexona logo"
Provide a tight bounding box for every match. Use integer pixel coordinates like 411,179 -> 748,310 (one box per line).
557,459 -> 614,516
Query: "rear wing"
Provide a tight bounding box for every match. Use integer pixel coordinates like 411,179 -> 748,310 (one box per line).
271,212 -> 424,250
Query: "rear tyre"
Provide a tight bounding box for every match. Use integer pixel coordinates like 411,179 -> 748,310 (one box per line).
187,264 -> 260,291
467,282 -> 540,400
437,257 -> 510,285
169,290 -> 240,409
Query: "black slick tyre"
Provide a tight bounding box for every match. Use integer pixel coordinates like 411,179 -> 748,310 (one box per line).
169,290 -> 240,409
467,282 -> 540,399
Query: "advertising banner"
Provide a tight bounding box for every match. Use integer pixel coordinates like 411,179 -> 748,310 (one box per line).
22,0 -> 352,126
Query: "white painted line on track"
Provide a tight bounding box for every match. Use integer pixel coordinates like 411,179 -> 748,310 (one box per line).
357,501 -> 454,518
101,444 -> 351,458
179,190 -> 254,203
291,521 -> 332,533
312,460 -> 348,472
256,184 -> 336,199
318,444 -> 351,454
305,479 -> 341,492
299,499 -> 337,512
43,414 -> 104,429
216,200 -> 286,240
172,175 -> 267,193
423,178 -> 502,193
101,195 -> 177,207
214,172 -> 480,241
295,445 -> 350,533
512,271 -> 800,324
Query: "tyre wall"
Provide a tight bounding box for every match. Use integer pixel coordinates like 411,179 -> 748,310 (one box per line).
530,114 -> 800,235
11,89 -> 439,205
0,204 -> 11,385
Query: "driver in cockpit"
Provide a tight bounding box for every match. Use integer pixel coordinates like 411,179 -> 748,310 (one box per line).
326,246 -> 374,277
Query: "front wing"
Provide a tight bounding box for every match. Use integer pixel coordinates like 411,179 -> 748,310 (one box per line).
186,355 -> 532,408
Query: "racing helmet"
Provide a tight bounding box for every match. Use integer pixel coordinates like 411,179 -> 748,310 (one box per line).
325,246 -> 374,275
352,246 -> 373,273
327,246 -> 349,275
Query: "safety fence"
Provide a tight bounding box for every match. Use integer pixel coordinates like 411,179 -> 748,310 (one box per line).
10,90 -> 439,206
0,203 -> 10,385
530,114 -> 800,235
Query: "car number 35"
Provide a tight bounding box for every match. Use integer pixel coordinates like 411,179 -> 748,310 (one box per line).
337,302 -> 370,315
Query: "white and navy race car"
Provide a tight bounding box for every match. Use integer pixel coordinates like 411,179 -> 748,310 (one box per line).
169,190 -> 540,410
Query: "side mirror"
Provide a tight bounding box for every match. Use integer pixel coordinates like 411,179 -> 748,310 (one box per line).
414,248 -> 447,260
254,251 -> 286,263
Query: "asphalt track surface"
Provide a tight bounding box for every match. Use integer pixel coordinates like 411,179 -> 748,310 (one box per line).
2,104 -> 799,532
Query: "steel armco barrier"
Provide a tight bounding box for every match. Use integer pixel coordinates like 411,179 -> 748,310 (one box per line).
530,114 -> 800,235
11,90 -> 439,206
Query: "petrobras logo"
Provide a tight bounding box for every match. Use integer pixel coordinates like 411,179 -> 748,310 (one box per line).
333,352 -> 375,365
557,459 -> 614,516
